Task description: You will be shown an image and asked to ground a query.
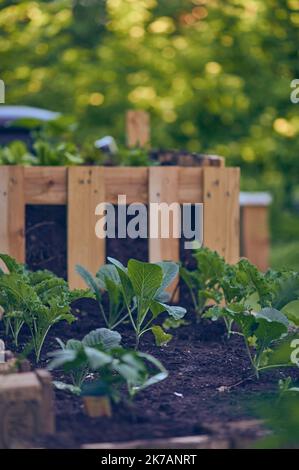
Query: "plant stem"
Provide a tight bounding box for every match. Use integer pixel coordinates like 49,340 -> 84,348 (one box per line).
244,336 -> 259,378
258,363 -> 293,372
99,302 -> 109,327
110,313 -> 129,330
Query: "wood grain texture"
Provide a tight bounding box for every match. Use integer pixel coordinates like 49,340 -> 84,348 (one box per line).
0,370 -> 55,448
24,167 -> 67,204
67,167 -> 105,289
148,167 -> 180,298
126,110 -> 150,147
203,167 -> 240,264
0,166 -> 25,263
104,167 -> 148,204
241,206 -> 269,271
178,167 -> 203,203
23,167 -> 204,205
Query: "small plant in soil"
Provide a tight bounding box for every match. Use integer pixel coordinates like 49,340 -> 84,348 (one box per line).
207,304 -> 294,378
76,263 -> 128,330
203,257 -> 299,378
108,257 -> 186,348
180,248 -> 225,321
48,327 -> 168,416
50,328 -> 122,394
0,254 -> 91,361
254,379 -> 299,448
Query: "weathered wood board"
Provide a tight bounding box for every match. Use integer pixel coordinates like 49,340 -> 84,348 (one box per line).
0,370 -> 55,449
68,167 -> 105,289
0,166 -> 25,263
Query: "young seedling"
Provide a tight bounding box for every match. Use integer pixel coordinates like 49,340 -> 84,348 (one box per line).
108,257 -> 186,348
48,328 -> 168,417
76,263 -> 129,329
206,303 -> 294,378
50,328 -> 122,394
180,248 -> 225,321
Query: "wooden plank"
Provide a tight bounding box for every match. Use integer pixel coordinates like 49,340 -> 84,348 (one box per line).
0,166 -> 25,262
0,370 -> 55,449
23,166 -> 203,205
24,167 -> 147,205
104,167 -> 148,204
24,167 -> 67,205
148,167 -> 180,297
67,167 -> 105,289
178,167 -> 203,203
241,206 -> 269,271
126,110 -> 150,147
203,168 -> 240,263
82,435 -> 229,449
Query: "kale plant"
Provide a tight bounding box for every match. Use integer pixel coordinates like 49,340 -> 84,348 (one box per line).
180,248 -> 225,320
0,254 -> 91,361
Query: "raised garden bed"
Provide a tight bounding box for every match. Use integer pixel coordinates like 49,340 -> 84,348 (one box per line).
0,164 -> 240,291
0,112 -> 298,451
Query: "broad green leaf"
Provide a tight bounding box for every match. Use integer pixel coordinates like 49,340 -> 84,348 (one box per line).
282,300 -> 299,326
65,339 -> 82,351
163,317 -> 189,330
266,335 -> 299,368
156,261 -> 179,290
82,328 -> 121,350
245,292 -> 261,311
159,302 -> 186,320
84,347 -> 112,370
108,257 -> 134,307
235,309 -> 288,354
256,307 -> 289,328
53,381 -> 81,395
203,305 -> 225,321
48,348 -> 79,370
272,274 -> 299,310
96,264 -> 121,288
75,265 -> 102,304
128,259 -> 162,300
151,325 -> 173,346
133,352 -> 168,390
107,257 -> 127,273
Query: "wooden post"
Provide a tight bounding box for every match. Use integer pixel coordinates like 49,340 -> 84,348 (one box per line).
148,167 -> 180,298
126,110 -> 150,147
0,370 -> 55,448
240,192 -> 272,271
67,167 -> 105,289
0,166 -> 25,263
203,167 -> 240,264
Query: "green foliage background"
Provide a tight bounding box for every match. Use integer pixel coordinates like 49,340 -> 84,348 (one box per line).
0,0 -> 299,264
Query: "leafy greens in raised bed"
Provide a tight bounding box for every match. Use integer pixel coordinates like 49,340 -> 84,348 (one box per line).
0,254 -> 91,361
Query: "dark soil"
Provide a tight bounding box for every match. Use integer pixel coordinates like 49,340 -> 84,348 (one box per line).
4,298 -> 298,449
26,205 -> 67,279
5,205 -> 296,449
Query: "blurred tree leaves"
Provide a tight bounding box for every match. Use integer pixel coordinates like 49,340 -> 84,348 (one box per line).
1,0 -> 299,231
